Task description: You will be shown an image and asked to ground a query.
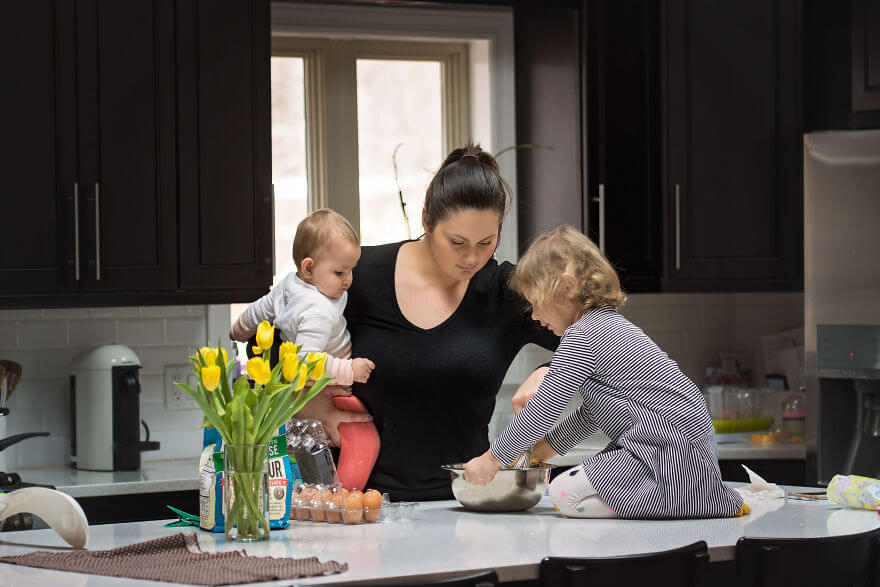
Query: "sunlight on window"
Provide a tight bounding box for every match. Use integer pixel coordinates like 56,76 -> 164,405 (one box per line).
356,59 -> 443,245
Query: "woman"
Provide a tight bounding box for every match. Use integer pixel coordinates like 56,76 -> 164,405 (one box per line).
300,141 -> 558,501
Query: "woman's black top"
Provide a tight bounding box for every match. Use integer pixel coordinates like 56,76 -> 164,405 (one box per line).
345,241 -> 558,501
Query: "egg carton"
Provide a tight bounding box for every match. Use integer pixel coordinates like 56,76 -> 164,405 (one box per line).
290,484 -> 418,525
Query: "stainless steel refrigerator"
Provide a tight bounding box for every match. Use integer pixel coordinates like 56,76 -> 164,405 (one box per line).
804,129 -> 880,485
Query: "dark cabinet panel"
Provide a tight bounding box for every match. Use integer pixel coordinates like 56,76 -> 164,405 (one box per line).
0,2 -> 77,295
76,0 -> 177,291
585,0 -> 662,292
514,5 -> 584,245
662,0 -> 803,290
1,0 -> 271,307
804,0 -> 880,130
177,0 -> 273,291
851,0 -> 880,111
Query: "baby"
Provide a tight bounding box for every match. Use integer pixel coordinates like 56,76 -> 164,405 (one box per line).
230,208 -> 374,386
230,208 -> 378,490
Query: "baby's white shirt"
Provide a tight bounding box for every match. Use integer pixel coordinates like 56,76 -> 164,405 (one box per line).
241,272 -> 350,356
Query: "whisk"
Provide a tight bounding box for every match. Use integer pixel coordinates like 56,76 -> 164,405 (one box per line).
511,449 -> 532,469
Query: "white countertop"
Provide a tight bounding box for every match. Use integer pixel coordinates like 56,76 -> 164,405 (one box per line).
13,439 -> 805,500
14,460 -> 198,498
1,486 -> 877,586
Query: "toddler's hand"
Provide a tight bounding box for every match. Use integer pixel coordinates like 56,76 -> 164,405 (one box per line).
352,358 -> 376,383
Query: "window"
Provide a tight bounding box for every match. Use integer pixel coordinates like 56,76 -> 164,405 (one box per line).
271,38 -> 469,247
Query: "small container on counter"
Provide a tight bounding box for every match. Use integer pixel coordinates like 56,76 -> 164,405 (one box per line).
290,484 -> 387,524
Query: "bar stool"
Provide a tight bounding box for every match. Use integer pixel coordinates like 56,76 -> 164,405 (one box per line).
540,541 -> 708,586
736,527 -> 880,586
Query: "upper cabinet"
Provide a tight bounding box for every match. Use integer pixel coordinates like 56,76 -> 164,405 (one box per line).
572,0 -> 804,292
0,0 -> 272,307
661,0 -> 803,290
804,0 -> 880,131
176,0 -> 273,293
584,0 -> 662,292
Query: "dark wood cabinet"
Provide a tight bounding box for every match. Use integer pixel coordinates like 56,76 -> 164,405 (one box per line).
0,2 -> 78,295
661,0 -> 803,290
805,0 -> 880,130
584,0 -> 662,292
514,5 -> 585,245
76,0 -> 178,293
177,0 -> 273,292
0,0 -> 272,307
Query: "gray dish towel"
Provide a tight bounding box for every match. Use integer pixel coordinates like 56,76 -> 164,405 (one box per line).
0,532 -> 348,585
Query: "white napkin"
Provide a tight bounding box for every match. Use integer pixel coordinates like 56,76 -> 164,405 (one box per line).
734,465 -> 785,500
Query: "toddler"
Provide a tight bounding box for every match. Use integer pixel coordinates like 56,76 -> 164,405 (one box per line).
463,225 -> 748,519
230,208 -> 378,490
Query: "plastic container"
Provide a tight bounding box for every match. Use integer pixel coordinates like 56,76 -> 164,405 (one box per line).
289,484 -> 387,524
782,392 -> 807,439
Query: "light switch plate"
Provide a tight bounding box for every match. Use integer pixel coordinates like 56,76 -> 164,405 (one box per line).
164,364 -> 200,411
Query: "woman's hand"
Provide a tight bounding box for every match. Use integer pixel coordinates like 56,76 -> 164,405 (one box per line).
462,450 -> 503,486
295,387 -> 372,446
512,366 -> 549,415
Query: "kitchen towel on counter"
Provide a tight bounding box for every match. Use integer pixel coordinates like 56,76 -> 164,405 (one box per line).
827,474 -> 880,511
0,533 -> 347,585
735,465 -> 785,500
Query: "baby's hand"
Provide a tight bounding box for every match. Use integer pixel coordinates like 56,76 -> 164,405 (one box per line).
352,358 -> 375,383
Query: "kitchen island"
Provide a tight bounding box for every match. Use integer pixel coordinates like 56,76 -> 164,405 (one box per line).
1,486 -> 877,586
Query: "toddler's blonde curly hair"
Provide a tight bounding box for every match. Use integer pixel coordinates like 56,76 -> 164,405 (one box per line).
510,225 -> 626,315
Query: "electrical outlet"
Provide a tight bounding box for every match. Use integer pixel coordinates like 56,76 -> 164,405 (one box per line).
164,364 -> 200,411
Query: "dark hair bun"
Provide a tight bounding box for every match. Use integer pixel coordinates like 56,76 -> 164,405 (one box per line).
423,140 -> 510,230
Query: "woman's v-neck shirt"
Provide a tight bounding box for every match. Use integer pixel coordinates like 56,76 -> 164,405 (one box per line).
345,241 -> 558,501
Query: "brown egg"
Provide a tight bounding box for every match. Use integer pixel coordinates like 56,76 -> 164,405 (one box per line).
362,489 -> 383,522
362,489 -> 383,509
325,494 -> 345,523
342,493 -> 364,524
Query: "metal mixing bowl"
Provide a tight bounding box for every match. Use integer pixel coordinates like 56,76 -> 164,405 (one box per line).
442,464 -> 551,512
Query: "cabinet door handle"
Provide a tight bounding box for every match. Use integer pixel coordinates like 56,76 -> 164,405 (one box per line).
74,183 -> 80,281
675,184 -> 681,270
94,182 -> 101,280
590,183 -> 606,255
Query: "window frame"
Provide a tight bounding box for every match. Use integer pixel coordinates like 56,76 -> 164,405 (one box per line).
272,1 -> 518,261
271,37 -> 470,235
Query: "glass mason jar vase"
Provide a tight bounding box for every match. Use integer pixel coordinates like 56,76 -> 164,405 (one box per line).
224,443 -> 270,542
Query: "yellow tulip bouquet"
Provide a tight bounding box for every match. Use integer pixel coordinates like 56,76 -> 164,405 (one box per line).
176,321 -> 332,541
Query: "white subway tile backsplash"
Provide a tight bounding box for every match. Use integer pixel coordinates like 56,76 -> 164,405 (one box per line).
41,308 -> 91,320
9,379 -> 68,409
150,428 -> 204,461
139,305 -> 189,318
186,305 -> 207,317
19,321 -> 68,350
139,374 -> 164,405
90,306 -> 140,318
67,320 -> 116,348
117,319 -> 165,347
0,322 -> 18,349
138,346 -> 196,376
140,403 -> 203,432
0,309 -> 41,320
15,435 -> 72,469
164,318 -> 207,346
0,305 -> 209,468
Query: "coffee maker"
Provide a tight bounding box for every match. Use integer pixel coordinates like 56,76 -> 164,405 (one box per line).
69,345 -> 159,471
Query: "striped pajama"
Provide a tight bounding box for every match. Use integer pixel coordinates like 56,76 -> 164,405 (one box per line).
491,306 -> 744,519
